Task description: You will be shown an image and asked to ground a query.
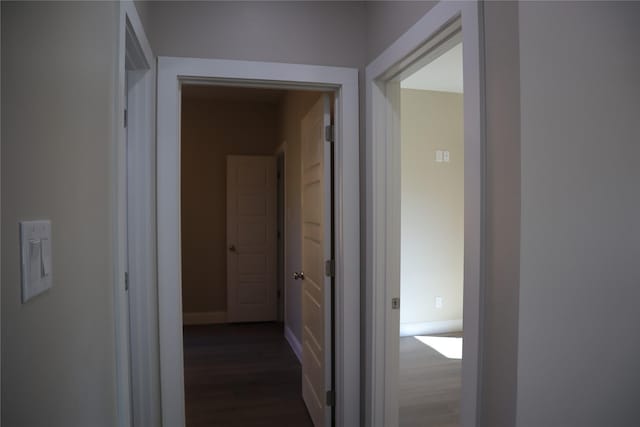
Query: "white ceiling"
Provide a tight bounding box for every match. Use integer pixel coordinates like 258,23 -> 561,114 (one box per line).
401,43 -> 463,93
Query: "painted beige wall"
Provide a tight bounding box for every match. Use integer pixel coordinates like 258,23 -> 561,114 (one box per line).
278,90 -> 323,342
181,96 -> 280,315
400,89 -> 464,326
1,2 -> 118,425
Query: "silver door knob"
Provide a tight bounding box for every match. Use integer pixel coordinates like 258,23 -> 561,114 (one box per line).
293,271 -> 305,280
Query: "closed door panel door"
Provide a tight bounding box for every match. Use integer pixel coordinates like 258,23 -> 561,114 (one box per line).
227,155 -> 277,322
300,94 -> 333,427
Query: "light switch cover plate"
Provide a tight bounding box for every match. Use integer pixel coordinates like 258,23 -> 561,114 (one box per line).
19,220 -> 53,303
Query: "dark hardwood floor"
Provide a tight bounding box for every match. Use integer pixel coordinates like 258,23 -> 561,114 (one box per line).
183,322 -> 313,427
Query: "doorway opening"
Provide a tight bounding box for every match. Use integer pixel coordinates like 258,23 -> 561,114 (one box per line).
398,36 -> 464,427
156,57 -> 359,427
365,2 -> 484,426
179,84 -> 335,427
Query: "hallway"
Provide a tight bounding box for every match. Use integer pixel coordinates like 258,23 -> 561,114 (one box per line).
183,323 -> 313,427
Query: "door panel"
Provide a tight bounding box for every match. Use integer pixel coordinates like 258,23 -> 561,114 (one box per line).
300,94 -> 333,427
227,155 -> 277,323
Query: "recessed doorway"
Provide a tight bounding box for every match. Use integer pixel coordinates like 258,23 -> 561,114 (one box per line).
365,2 -> 485,426
179,84 -> 335,426
398,38 -> 465,427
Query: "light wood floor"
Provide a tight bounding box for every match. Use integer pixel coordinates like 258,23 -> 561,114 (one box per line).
399,334 -> 462,427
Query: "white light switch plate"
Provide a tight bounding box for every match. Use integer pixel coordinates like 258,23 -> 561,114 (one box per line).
20,220 -> 53,303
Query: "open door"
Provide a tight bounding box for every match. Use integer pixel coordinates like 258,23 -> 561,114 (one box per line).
226,155 -> 277,323
298,94 -> 334,427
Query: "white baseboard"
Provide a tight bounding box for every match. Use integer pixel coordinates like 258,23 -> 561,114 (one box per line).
183,311 -> 227,325
284,325 -> 302,363
400,319 -> 463,337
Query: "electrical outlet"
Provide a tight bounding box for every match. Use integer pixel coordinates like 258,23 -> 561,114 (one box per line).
435,296 -> 443,309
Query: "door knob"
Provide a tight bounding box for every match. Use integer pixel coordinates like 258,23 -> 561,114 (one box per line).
228,245 -> 237,253
293,271 -> 305,280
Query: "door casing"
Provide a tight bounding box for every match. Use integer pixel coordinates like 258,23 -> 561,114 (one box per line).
365,2 -> 486,426
156,58 -> 360,427
117,3 -> 158,427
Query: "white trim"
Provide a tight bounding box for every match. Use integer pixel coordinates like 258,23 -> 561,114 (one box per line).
1,4 -> 3,422
120,3 -> 160,427
365,2 -> 485,427
284,325 -> 303,363
183,311 -> 227,325
399,320 -> 463,337
115,4 -> 132,427
157,57 -> 360,427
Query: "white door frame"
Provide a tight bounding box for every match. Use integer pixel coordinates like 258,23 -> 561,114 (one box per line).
157,57 -> 360,427
365,2 -> 485,426
117,2 -> 158,426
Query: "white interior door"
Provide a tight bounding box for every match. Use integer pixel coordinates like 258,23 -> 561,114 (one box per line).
226,155 -> 277,322
299,94 -> 333,427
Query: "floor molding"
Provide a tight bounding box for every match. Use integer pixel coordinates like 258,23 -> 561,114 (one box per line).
183,311 -> 227,325
400,319 -> 463,337
284,325 -> 302,363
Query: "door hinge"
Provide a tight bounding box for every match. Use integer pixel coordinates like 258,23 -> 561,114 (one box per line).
124,108 -> 128,128
391,297 -> 400,310
324,124 -> 335,143
124,271 -> 129,291
326,390 -> 335,407
324,259 -> 335,277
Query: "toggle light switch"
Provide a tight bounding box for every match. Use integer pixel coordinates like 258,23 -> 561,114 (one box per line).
29,239 -> 41,280
20,220 -> 53,303
41,237 -> 52,277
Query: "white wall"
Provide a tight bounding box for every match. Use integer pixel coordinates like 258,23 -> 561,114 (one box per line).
1,2 -> 119,425
400,89 -> 464,331
135,1 -> 366,69
481,2 -> 521,425
364,1 -> 437,63
517,2 -> 640,425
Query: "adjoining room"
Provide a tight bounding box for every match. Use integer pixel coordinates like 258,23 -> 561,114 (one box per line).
180,84 -> 334,427
398,39 -> 464,427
